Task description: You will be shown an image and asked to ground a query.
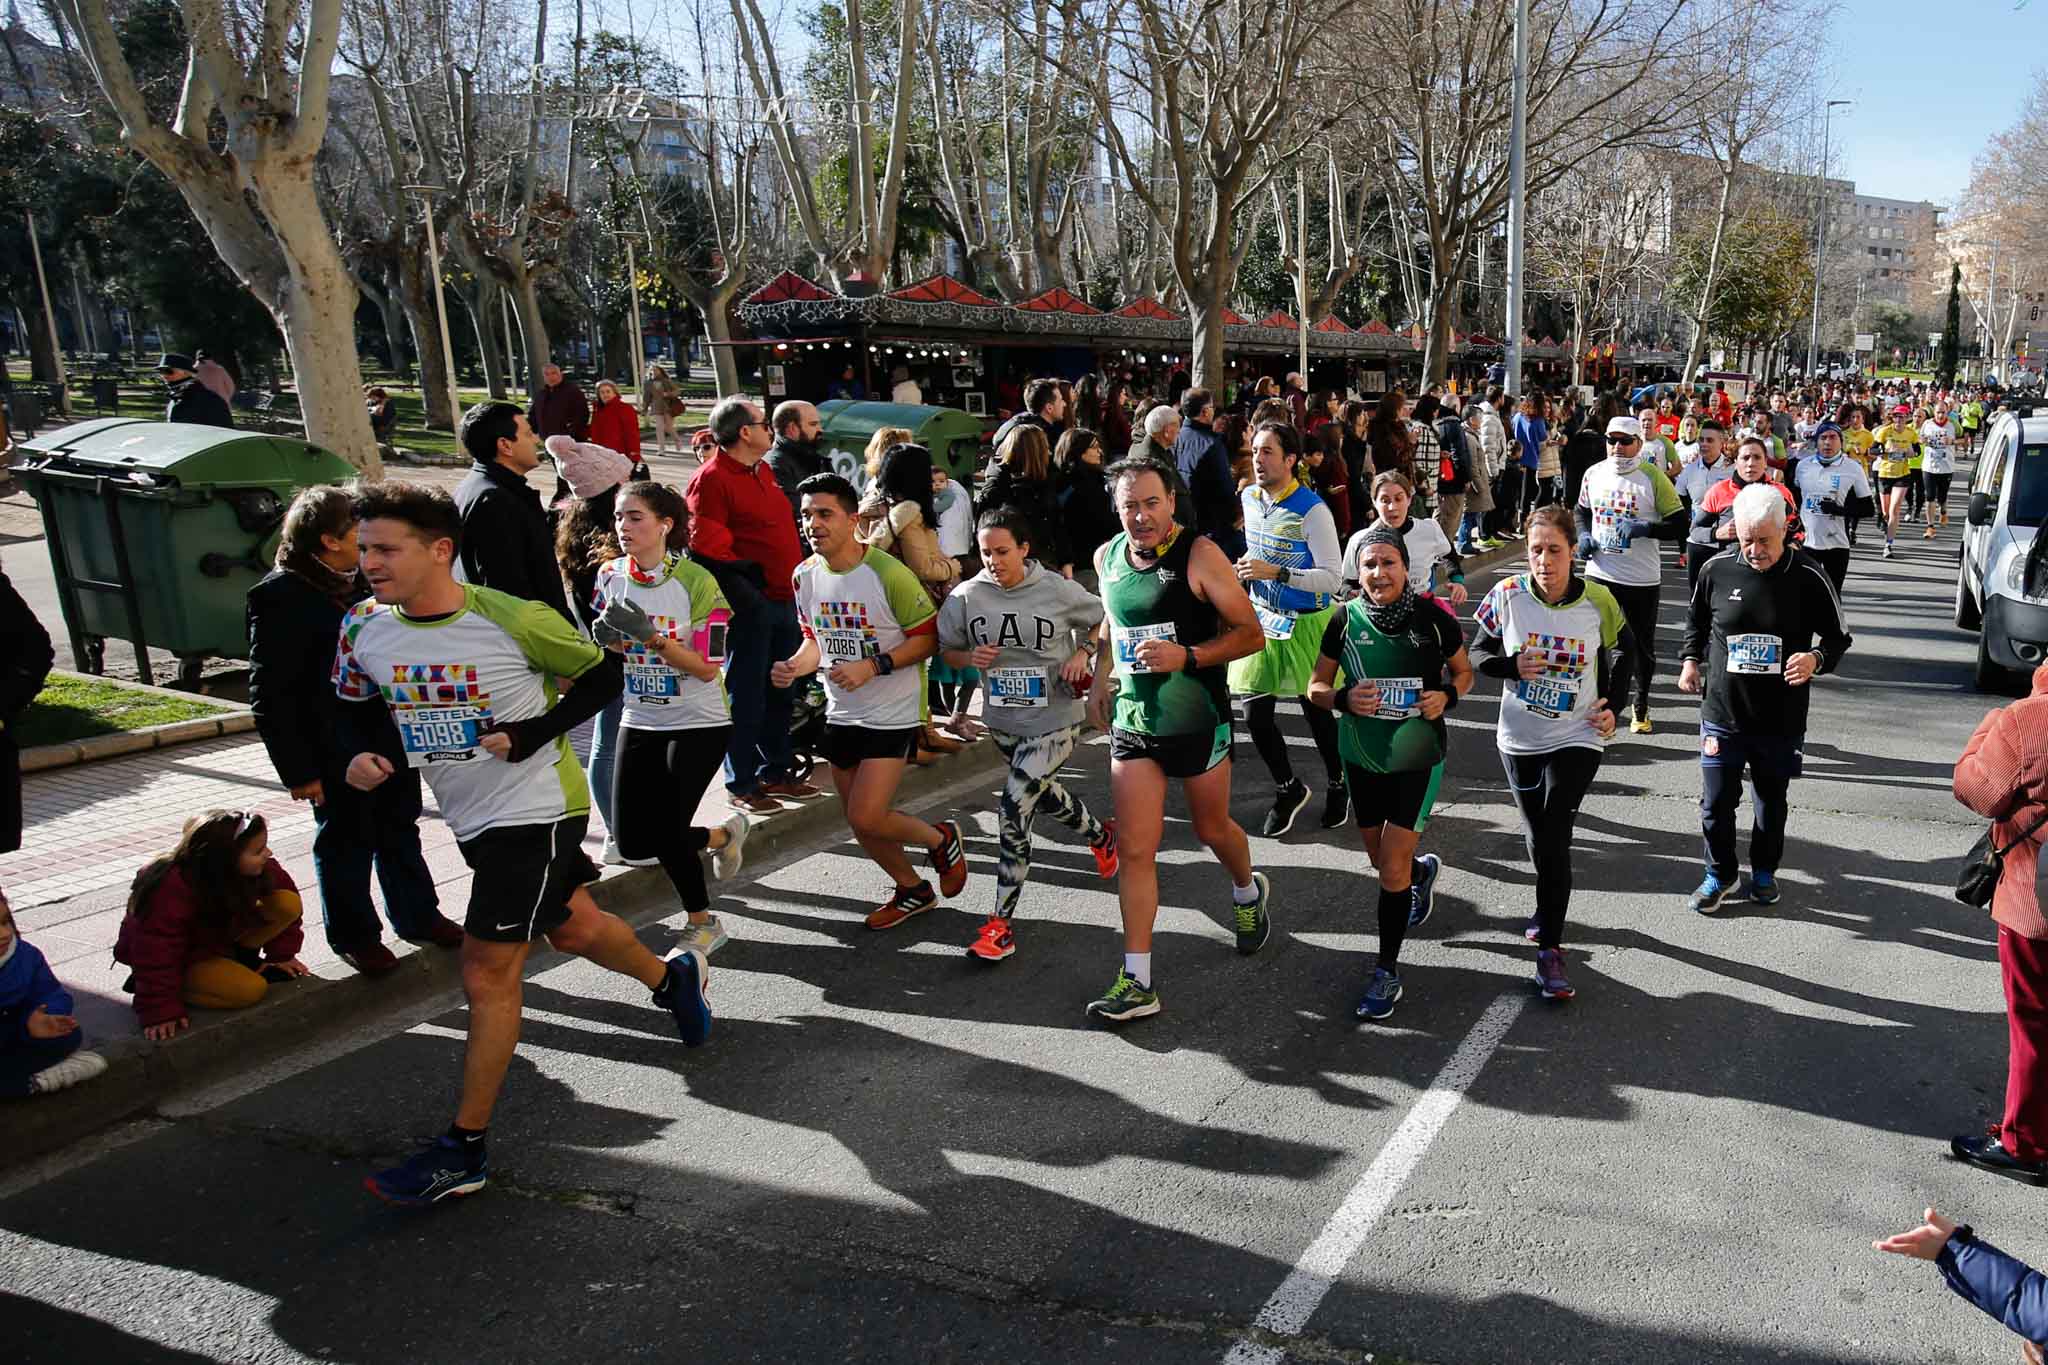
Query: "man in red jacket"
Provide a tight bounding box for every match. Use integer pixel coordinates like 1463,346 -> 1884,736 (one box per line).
687,396 -> 820,812
1953,662 -> 2048,1185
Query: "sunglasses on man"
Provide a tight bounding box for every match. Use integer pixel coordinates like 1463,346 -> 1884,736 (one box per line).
1605,434 -> 1639,446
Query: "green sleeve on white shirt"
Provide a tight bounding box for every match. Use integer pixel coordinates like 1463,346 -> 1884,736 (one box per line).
467,584 -> 606,679
674,558 -> 728,628
1584,581 -> 1627,647
867,547 -> 937,630
1645,463 -> 1682,517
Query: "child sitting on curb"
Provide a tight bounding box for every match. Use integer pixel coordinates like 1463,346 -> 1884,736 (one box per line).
114,810 -> 310,1041
0,887 -> 108,1097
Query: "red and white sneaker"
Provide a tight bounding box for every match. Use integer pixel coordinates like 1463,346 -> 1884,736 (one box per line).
965,916 -> 1016,962
866,881 -> 937,930
930,820 -> 968,898
1090,821 -> 1120,879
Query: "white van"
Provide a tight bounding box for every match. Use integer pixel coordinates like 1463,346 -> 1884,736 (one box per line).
1954,406 -> 2048,688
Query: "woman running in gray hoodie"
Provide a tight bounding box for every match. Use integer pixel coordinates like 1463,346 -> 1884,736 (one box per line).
938,508 -> 1120,961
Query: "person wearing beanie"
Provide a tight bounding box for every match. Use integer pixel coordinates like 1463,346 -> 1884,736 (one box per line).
1790,421 -> 1875,592
549,433 -> 645,864
1308,525 -> 1473,1021
545,435 -> 640,503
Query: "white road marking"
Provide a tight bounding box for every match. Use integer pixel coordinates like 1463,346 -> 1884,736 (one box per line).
1223,992 -> 1528,1363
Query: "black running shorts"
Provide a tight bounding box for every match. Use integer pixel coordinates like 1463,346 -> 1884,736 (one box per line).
457,816 -> 600,943
1108,722 -> 1232,779
821,722 -> 921,770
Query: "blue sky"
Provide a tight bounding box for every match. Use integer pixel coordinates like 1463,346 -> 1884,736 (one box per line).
1828,0 -> 2040,207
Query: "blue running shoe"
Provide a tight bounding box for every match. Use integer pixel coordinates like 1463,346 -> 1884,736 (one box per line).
1534,948 -> 1574,1000
1688,874 -> 1732,916
654,948 -> 712,1046
1748,871 -> 1781,905
364,1136 -> 487,1207
1355,967 -> 1403,1020
1408,854 -> 1442,928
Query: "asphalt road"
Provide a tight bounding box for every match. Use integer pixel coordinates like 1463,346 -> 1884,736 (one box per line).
2,511 -> 2032,1364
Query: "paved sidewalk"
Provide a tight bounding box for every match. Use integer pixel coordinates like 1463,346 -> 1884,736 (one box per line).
1,718 -> 747,1045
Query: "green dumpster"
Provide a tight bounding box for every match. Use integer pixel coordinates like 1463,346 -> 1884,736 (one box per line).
13,417 -> 359,685
815,400 -> 987,489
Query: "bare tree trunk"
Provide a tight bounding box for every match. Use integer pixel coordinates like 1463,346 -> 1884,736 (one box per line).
1683,165 -> 1738,383
397,247 -> 455,429
49,0 -> 380,472
460,280 -> 506,399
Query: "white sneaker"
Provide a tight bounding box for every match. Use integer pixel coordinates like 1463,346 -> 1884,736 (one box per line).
603,835 -> 658,868
31,1050 -> 108,1095
676,916 -> 730,956
712,813 -> 749,882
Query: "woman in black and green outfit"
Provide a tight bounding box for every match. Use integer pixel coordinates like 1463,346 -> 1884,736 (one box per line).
1309,527 -> 1472,1021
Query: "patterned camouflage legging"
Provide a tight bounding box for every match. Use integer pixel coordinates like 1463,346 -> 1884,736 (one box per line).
993,724 -> 1106,920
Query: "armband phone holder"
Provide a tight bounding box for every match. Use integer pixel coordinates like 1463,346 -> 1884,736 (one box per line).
692,608 -> 732,664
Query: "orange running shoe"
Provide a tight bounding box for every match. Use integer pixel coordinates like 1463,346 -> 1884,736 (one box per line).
965,915 -> 1015,961
1090,821 -> 1120,879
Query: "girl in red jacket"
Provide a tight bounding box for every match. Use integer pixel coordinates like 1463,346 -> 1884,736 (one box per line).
114,810 -> 308,1041
587,380 -> 642,460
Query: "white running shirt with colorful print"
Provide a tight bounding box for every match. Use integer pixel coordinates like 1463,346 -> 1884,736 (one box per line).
793,545 -> 938,728
334,584 -> 604,840
591,551 -> 731,731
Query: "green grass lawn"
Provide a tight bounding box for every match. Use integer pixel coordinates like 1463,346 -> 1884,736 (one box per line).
14,673 -> 234,749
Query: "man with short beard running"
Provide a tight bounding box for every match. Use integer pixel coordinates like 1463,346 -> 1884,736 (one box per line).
1084,457 -> 1268,1023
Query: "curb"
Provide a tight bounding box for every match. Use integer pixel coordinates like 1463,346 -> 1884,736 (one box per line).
20,670 -> 255,773
0,736 -> 1010,1170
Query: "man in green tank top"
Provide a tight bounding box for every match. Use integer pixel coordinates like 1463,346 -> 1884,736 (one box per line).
1083,457 -> 1268,1024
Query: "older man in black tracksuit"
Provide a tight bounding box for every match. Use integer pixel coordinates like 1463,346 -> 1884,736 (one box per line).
1678,481 -> 1852,914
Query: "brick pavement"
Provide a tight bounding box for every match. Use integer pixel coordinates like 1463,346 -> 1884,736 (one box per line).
0,717 -> 743,1047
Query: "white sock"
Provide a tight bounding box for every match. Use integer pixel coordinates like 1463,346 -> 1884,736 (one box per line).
1231,878 -> 1259,905
1124,952 -> 1152,987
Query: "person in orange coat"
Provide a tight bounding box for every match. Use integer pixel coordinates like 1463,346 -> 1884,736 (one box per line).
1952,662 -> 2048,1185
586,380 -> 642,461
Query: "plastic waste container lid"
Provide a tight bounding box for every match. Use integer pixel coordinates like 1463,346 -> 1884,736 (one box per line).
15,417 -> 356,487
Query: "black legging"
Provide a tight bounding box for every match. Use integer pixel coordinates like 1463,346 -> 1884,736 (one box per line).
1600,579 -> 1659,717
1923,470 -> 1954,522
1810,546 -> 1850,592
1502,746 -> 1602,950
613,723 -> 732,913
1242,692 -> 1342,789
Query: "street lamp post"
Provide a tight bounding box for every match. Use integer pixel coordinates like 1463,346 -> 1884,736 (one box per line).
23,210 -> 70,416
1805,99 -> 1851,379
1504,0 -> 1529,395
402,185 -> 463,427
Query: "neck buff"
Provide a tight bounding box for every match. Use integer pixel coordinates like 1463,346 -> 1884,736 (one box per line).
1133,524 -> 1182,563
1610,453 -> 1642,475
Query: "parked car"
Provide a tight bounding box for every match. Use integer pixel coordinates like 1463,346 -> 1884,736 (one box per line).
1955,404 -> 2048,689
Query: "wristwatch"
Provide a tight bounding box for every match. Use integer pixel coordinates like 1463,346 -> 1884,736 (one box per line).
1181,644 -> 1200,673
874,651 -> 895,676
1277,566 -> 1292,585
